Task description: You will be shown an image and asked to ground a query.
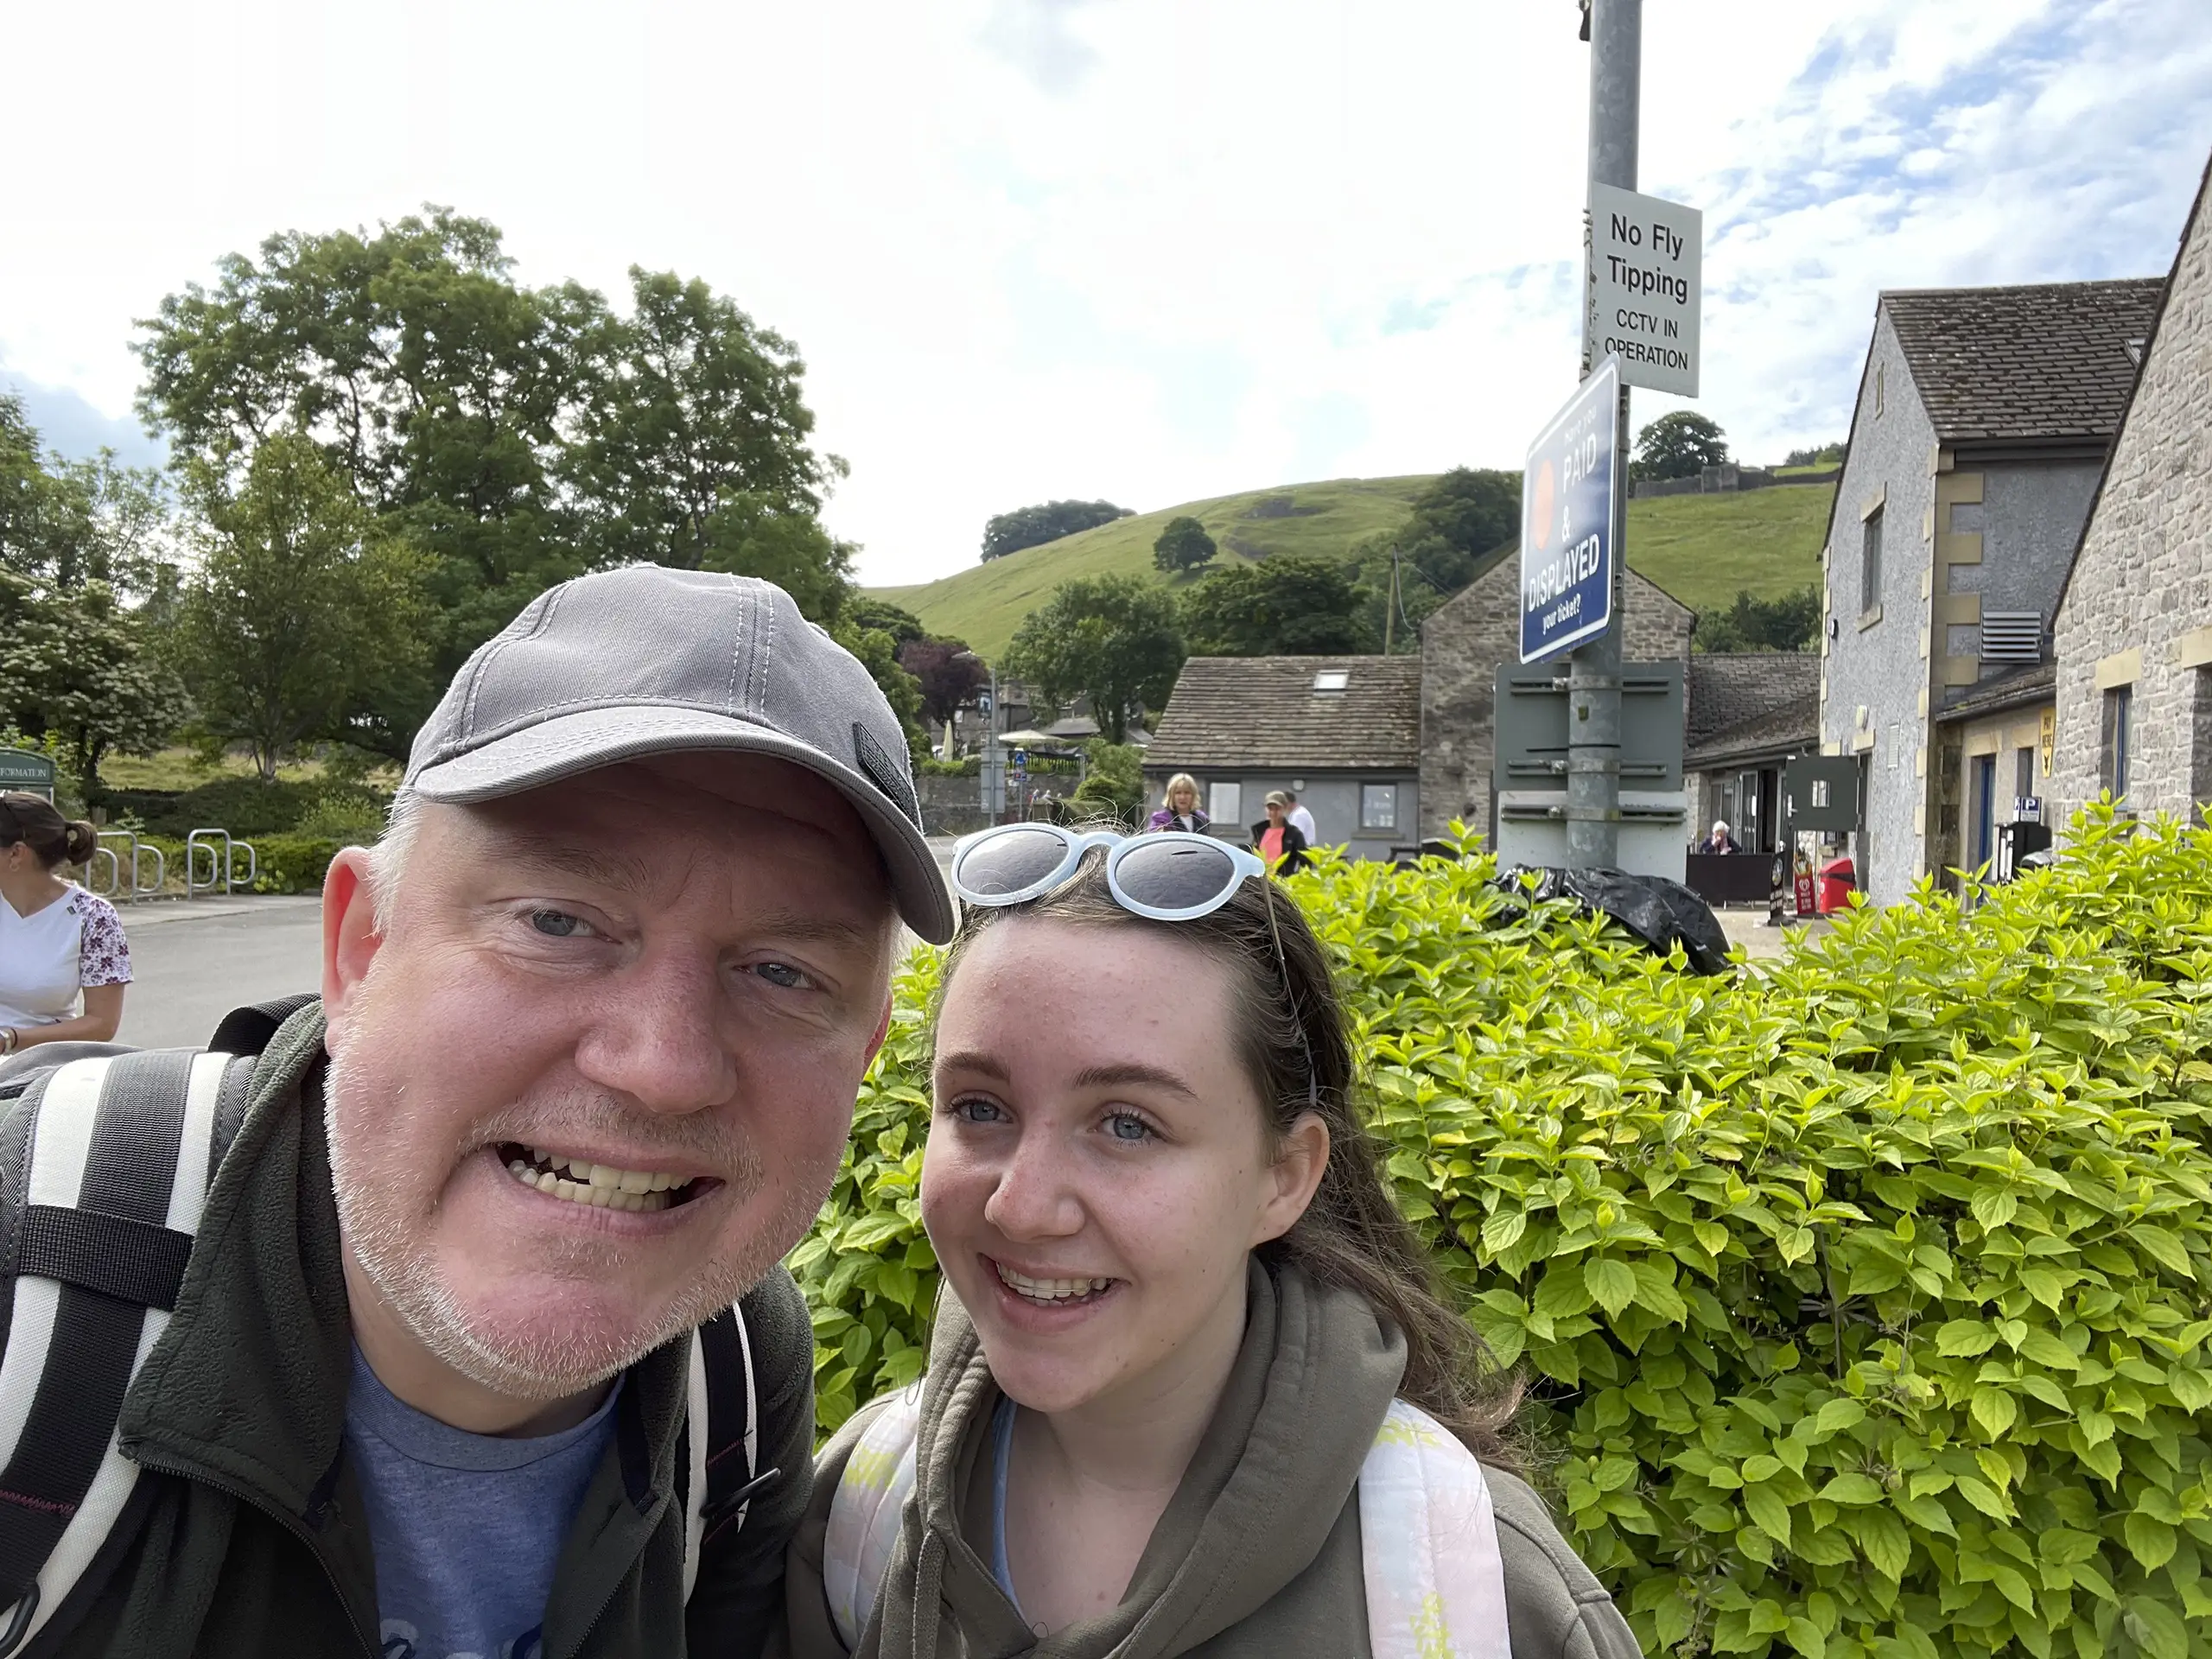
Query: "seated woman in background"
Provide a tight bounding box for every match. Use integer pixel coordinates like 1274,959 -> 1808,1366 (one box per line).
1145,772 -> 1210,835
785,823 -> 1636,1659
0,792 -> 131,1055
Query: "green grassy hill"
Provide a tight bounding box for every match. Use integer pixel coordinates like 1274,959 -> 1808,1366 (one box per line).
874,475 -> 1834,658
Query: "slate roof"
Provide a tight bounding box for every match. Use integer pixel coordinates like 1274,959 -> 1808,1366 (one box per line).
1687,694 -> 1820,770
1934,660 -> 2057,725
1686,653 -> 1821,745
1146,656 -> 1421,772
1884,279 -> 2164,442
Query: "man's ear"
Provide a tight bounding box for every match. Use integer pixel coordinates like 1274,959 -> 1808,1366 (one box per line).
863,988 -> 894,1071
1253,1112 -> 1332,1249
321,849 -> 383,1052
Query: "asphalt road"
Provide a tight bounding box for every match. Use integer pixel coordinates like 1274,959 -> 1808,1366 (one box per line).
116,897 -> 325,1050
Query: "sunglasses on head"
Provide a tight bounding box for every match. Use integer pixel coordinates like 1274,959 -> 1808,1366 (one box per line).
948,823 -> 1319,1109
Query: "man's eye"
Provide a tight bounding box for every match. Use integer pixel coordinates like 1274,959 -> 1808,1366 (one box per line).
530,909 -> 590,938
1105,1111 -> 1155,1143
752,961 -> 814,990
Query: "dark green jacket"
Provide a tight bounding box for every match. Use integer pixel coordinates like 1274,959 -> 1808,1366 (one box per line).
14,1006 -> 816,1658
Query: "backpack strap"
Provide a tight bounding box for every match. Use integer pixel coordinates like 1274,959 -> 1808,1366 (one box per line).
677,1301 -> 766,1602
0,1049 -> 254,1656
817,1392 -> 1509,1657
822,1384 -> 925,1647
1357,1400 -> 1512,1659
204,995 -> 320,1061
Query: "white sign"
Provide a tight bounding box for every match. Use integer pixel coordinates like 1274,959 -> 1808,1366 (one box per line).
1587,182 -> 1701,397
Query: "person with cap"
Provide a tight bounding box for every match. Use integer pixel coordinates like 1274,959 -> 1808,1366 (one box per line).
1250,791 -> 1311,875
0,567 -> 953,1657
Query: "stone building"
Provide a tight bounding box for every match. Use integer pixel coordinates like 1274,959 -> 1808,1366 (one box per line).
1143,656 -> 1421,859
1684,653 -> 1821,856
1418,550 -> 1693,843
1817,276 -> 2164,906
2052,159 -> 2212,823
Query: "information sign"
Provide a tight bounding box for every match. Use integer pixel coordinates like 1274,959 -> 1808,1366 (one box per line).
0,748 -> 56,801
1587,182 -> 1701,397
1519,355 -> 1621,664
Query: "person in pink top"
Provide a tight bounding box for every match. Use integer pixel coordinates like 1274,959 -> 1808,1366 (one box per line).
0,791 -> 131,1057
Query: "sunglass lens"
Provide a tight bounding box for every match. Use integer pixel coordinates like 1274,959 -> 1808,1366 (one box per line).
1114,838 -> 1240,913
957,827 -> 1071,898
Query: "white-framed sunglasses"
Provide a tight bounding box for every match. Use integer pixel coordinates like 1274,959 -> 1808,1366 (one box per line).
948,823 -> 1319,1108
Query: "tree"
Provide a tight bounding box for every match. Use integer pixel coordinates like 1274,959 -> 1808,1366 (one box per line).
896,638 -> 989,733
174,435 -> 435,780
1151,515 -> 1217,575
1002,575 -> 1183,744
847,597 -> 927,648
1,392 -> 176,597
1179,555 -> 1372,657
1696,587 -> 1821,653
832,620 -> 927,761
1401,467 -> 1520,571
1783,442 -> 1846,468
981,499 -> 1131,562
1633,411 -> 1730,481
0,572 -> 188,790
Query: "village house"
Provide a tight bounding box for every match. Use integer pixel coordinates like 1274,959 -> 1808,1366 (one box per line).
2051,159 -> 2212,825
1817,276 -> 2164,906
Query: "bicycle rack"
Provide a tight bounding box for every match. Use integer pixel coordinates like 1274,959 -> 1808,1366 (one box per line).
85,844 -> 120,899
185,830 -> 257,897
95,830 -> 165,902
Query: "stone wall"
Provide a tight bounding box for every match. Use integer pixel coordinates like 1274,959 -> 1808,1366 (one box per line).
1418,560 -> 1694,844
2053,171 -> 2212,824
1819,308 -> 1942,907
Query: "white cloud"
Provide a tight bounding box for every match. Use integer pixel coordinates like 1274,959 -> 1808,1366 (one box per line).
2,0 -> 2207,589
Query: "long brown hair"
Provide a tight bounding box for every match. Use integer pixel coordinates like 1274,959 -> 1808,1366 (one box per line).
935,853 -> 1522,1465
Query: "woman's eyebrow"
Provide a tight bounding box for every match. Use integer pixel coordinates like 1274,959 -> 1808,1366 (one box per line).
1070,1062 -> 1199,1100
935,1050 -> 1012,1082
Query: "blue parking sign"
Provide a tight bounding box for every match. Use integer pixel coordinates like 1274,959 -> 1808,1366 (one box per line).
1520,355 -> 1621,664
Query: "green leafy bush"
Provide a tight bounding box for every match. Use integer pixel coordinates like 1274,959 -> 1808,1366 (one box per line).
91,776 -> 390,840
246,835 -> 342,894
794,807 -> 2212,1659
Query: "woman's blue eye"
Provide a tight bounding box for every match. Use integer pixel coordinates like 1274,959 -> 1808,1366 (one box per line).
753,962 -> 810,989
531,909 -> 587,938
1106,1112 -> 1154,1142
950,1097 -> 1007,1124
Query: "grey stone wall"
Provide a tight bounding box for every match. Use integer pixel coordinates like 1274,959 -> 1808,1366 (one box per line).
1418,560 -> 1693,844
1819,309 -> 1940,907
2054,179 -> 2212,824
1962,461 -> 2103,680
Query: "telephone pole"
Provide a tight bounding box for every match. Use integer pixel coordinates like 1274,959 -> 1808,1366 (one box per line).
1565,0 -> 1638,869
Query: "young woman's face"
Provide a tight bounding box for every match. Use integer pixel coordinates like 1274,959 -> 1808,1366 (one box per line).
924,918 -> 1325,1416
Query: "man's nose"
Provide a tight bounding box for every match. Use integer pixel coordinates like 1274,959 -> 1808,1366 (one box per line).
573,951 -> 736,1115
981,1134 -> 1083,1241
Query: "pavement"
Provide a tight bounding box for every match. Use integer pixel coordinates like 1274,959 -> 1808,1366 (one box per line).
115,896 -> 324,1050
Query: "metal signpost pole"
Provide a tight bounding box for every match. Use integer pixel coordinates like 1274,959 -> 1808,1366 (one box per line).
1567,0 -> 1639,869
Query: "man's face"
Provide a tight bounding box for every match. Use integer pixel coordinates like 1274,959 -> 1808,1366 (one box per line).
321,753 -> 896,1401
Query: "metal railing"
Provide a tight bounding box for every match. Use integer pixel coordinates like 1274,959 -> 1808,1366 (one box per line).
185,830 -> 257,898
92,830 -> 165,902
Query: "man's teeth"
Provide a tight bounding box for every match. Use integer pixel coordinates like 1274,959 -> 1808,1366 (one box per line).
995,1262 -> 1113,1302
506,1147 -> 688,1213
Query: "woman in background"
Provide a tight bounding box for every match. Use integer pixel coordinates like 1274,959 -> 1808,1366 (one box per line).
1145,773 -> 1210,835
1250,790 -> 1310,874
0,792 -> 131,1053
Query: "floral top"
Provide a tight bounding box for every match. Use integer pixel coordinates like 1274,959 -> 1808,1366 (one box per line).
0,884 -> 132,1029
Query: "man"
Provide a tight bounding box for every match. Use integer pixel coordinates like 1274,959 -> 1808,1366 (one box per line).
1282,790 -> 1319,847
11,567 -> 954,1656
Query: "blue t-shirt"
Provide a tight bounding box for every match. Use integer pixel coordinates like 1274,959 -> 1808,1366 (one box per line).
345,1346 -> 621,1659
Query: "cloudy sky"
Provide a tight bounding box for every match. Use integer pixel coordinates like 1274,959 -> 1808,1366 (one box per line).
4,0 -> 2209,588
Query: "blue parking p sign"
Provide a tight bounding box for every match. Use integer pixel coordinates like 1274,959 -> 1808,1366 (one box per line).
1520,354 -> 1621,664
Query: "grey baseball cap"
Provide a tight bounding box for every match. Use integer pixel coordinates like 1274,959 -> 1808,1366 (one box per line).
404,565 -> 955,944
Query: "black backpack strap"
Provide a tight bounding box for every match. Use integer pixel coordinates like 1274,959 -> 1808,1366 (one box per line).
0,1047 -> 254,1656
205,995 -> 320,1060
677,1300 -> 772,1600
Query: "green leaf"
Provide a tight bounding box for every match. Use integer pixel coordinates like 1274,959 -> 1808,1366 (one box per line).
1972,1188 -> 2018,1230
1585,1257 -> 1637,1319
2125,1597 -> 2189,1659
1818,1473 -> 1885,1506
1630,1259 -> 1689,1323
1936,1319 -> 1998,1357
1480,1209 -> 1527,1255
2125,1512 -> 2178,1571
1852,1505 -> 1911,1580
1813,1397 -> 1866,1437
1744,1484 -> 1794,1548
1784,1617 -> 1827,1659
1971,1387 -> 2018,1440
2130,1226 -> 2192,1276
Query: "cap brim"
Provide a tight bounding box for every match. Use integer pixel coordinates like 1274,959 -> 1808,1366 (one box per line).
409,704 -> 957,944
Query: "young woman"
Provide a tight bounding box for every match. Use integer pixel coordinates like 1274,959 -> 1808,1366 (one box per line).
1144,773 -> 1210,836
785,825 -> 1635,1659
0,792 -> 130,1056
1249,791 -> 1310,874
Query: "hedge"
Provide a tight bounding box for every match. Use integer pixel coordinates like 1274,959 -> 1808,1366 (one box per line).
92,776 -> 388,841
791,804 -> 2212,1659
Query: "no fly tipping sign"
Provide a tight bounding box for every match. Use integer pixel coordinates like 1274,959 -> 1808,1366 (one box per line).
1520,354 -> 1621,664
1587,181 -> 1701,397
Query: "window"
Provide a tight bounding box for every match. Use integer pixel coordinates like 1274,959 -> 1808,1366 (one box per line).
1972,754 -> 1997,871
1874,361 -> 1885,417
1360,784 -> 1398,831
1313,670 -> 1349,693
1860,505 -> 1884,615
2194,671 -> 2212,826
1208,781 -> 1242,825
2101,686 -> 2133,803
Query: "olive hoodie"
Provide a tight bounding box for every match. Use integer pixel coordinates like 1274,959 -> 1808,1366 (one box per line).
5,1005 -> 816,1657
784,1260 -> 1639,1659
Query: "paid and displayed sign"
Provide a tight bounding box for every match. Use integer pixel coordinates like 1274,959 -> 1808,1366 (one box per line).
1520,354 -> 1621,664
1587,181 -> 1701,397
